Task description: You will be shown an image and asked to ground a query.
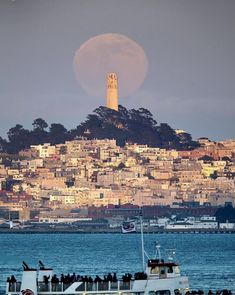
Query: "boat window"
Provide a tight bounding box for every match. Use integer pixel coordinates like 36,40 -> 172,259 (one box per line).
167,266 -> 173,273
149,290 -> 171,295
150,266 -> 160,274
174,266 -> 180,274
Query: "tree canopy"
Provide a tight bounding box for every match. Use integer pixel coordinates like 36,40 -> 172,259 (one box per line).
0,106 -> 199,154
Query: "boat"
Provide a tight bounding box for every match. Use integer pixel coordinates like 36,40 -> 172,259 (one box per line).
6,217 -> 190,295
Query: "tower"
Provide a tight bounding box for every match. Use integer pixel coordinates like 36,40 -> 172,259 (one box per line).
106,73 -> 118,111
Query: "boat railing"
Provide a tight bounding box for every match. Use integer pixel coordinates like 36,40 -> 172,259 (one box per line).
7,280 -> 133,294
38,282 -> 73,292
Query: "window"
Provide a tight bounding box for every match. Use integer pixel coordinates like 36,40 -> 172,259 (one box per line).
149,290 -> 171,295
150,266 -> 159,274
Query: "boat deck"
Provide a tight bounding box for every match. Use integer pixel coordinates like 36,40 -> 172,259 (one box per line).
7,280 -> 134,294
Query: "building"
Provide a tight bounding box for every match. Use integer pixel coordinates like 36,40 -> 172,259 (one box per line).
106,73 -> 118,111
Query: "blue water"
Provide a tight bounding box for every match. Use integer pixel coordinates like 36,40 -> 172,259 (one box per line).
0,233 -> 234,294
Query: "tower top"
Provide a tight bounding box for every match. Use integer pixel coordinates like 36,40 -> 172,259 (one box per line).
106,72 -> 118,111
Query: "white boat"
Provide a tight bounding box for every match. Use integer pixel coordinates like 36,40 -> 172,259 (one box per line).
6,218 -> 190,295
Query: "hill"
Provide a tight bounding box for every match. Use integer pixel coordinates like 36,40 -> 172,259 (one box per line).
0,105 -> 199,154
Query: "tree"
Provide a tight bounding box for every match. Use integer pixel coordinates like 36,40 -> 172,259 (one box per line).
48,123 -> 68,145
32,118 -> 48,131
158,123 -> 179,149
0,136 -> 8,153
31,118 -> 48,145
7,124 -> 31,153
215,204 -> 235,222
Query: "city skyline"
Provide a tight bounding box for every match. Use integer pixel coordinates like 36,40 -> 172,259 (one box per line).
0,0 -> 235,141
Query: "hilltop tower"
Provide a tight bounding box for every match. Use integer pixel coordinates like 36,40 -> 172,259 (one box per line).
106,73 -> 118,111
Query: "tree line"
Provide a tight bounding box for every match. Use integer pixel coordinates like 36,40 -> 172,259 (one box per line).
0,105 -> 199,154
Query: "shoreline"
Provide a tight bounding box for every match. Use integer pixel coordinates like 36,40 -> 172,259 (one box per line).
0,227 -> 234,234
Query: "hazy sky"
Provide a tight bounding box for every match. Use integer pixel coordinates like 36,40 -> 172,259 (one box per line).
0,0 -> 235,141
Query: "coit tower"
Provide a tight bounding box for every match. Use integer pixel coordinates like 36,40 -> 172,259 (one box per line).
106,73 -> 118,111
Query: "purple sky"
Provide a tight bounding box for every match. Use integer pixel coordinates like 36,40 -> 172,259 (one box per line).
0,0 -> 235,141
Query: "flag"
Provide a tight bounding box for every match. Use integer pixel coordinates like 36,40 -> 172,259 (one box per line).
121,221 -> 136,233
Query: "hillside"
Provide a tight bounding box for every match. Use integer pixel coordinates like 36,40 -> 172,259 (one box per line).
0,105 -> 199,154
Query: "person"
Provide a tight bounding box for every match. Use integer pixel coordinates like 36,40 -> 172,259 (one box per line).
8,276 -> 16,292
43,275 -> 50,285
113,273 -> 117,282
51,275 -> 59,291
107,273 -> 112,282
10,275 -> 17,284
94,275 -> 102,283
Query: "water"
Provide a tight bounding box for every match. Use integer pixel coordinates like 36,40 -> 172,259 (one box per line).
0,233 -> 234,294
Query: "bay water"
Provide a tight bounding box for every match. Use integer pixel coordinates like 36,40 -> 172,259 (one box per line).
0,233 -> 234,294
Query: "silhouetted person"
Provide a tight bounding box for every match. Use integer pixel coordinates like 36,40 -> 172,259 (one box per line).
10,275 -> 16,284
113,273 -> 117,282
43,275 -> 50,284
107,273 -> 112,282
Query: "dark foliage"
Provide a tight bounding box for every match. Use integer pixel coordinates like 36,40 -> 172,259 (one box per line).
0,106 -> 198,154
215,204 -> 235,222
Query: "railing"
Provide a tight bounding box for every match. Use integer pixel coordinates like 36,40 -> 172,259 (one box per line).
38,282 -> 73,292
7,280 -> 133,294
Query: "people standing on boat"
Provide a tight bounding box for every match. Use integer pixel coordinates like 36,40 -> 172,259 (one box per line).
7,275 -> 16,292
113,273 -> 117,282
43,275 -> 50,285
94,275 -> 102,283
107,273 -> 112,281
51,274 -> 59,291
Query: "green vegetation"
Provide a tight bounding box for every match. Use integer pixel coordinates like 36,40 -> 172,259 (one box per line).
0,105 -> 199,154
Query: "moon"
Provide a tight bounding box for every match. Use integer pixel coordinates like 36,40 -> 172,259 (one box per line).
73,33 -> 149,98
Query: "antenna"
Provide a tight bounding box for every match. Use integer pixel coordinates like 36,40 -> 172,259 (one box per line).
155,242 -> 161,260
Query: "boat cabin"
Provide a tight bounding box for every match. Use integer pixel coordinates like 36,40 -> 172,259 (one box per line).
146,259 -> 180,278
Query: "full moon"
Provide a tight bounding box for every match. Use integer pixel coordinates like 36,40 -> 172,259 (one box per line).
73,33 -> 149,98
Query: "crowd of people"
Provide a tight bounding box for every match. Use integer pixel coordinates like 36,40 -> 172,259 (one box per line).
186,290 -> 232,295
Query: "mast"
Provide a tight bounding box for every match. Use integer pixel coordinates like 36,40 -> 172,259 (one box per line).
140,209 -> 145,271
